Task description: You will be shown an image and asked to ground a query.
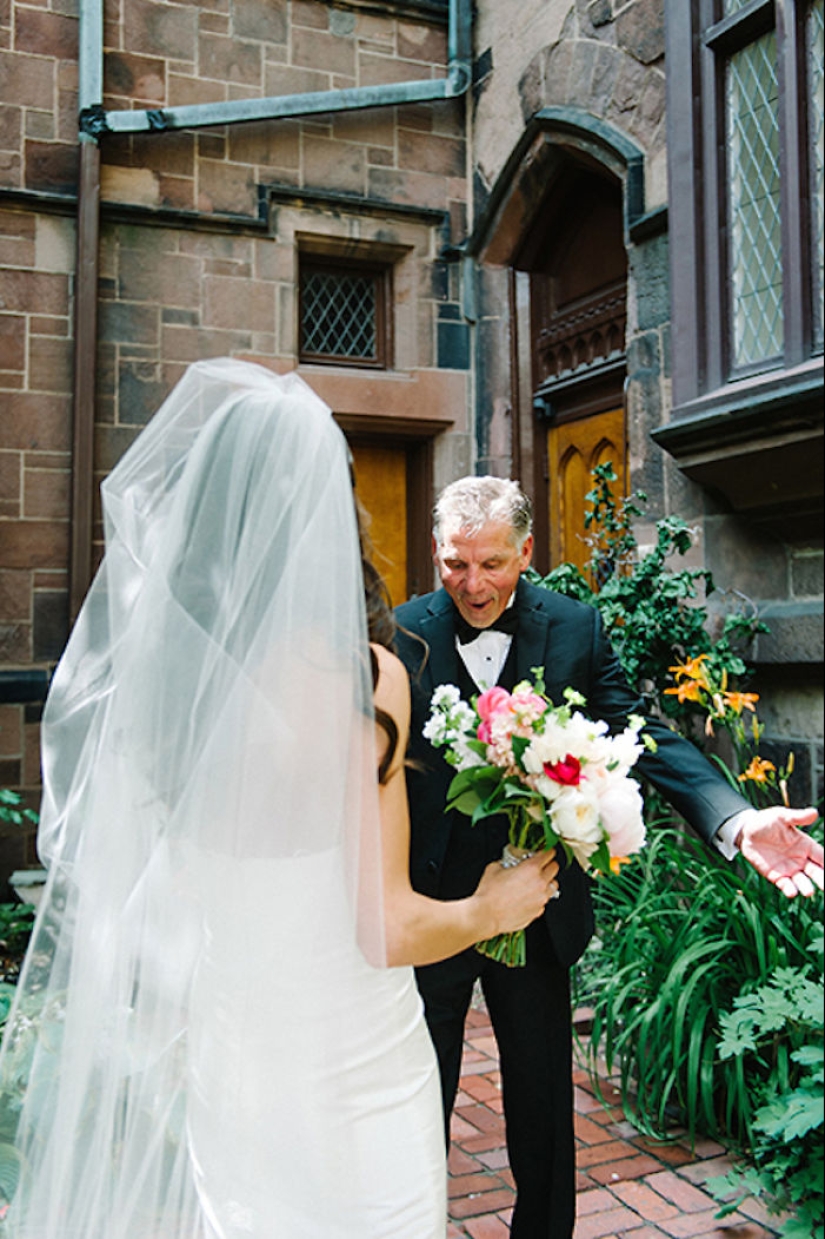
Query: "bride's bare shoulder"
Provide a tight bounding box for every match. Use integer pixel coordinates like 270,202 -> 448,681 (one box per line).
370,643 -> 410,716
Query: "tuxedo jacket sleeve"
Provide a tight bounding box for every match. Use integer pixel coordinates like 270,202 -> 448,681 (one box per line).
394,578 -> 751,966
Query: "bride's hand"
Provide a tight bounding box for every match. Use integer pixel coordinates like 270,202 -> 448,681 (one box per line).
474,849 -> 559,936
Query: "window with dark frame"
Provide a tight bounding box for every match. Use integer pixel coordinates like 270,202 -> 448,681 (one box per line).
807,0 -> 824,351
668,0 -> 824,398
298,257 -> 392,369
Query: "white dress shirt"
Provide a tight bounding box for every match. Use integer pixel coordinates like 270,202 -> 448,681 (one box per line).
456,627 -> 513,690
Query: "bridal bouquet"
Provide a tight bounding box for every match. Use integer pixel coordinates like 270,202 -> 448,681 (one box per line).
424,671 -> 652,966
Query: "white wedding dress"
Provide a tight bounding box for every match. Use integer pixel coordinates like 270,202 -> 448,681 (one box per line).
0,359 -> 446,1238
188,853 -> 444,1239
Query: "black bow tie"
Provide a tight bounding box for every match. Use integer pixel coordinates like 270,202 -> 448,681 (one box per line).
454,607 -> 519,645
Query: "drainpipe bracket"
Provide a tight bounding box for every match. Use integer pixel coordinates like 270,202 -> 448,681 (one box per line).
447,61 -> 472,96
79,104 -> 109,137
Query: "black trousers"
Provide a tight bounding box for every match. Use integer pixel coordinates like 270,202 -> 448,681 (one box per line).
415,919 -> 576,1239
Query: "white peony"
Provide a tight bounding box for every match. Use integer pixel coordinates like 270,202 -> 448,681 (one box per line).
605,726 -> 645,775
545,783 -> 597,852
597,778 -> 646,856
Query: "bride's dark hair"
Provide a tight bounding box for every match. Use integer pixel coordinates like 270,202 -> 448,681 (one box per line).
354,495 -> 399,785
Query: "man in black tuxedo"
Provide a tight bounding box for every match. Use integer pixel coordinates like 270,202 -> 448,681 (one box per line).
394,476 -> 823,1239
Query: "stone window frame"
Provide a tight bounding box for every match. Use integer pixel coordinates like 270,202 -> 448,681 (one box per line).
298,251 -> 394,370
669,0 -> 821,397
654,0 -> 823,524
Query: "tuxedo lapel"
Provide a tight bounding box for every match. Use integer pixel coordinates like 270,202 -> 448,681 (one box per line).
514,579 -> 550,683
418,591 -> 461,694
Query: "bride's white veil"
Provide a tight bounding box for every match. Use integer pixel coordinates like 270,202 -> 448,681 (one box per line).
0,358 -> 390,1237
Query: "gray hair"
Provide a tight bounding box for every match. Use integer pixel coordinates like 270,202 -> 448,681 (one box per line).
433,476 -> 533,549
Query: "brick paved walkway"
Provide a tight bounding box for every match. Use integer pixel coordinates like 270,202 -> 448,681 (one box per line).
446,1004 -> 787,1239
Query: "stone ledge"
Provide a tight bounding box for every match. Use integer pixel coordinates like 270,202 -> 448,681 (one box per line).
753,600 -> 824,665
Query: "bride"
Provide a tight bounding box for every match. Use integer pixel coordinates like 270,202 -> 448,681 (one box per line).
0,358 -> 557,1238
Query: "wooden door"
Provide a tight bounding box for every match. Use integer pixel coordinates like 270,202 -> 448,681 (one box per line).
547,407 -> 626,579
349,442 -> 409,608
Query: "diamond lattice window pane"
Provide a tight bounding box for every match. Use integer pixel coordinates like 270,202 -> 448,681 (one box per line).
300,269 -> 378,360
726,30 -> 784,368
808,0 -> 824,350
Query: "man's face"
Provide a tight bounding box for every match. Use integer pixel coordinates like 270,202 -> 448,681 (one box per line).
433,520 -> 534,629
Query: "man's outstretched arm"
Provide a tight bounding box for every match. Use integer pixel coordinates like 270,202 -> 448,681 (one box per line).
724,806 -> 824,898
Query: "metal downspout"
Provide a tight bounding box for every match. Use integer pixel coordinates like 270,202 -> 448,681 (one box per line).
69,0 -> 102,622
70,0 -> 472,610
80,0 -> 471,137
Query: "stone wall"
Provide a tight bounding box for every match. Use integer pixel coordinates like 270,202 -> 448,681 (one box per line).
466,0 -> 823,806
0,0 -> 821,868
0,0 -> 473,880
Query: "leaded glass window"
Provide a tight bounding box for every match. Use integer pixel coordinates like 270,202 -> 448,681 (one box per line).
726,29 -> 783,367
663,0 -> 823,501
808,0 -> 824,351
299,260 -> 390,368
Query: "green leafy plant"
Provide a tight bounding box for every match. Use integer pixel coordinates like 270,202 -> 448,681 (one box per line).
0,792 -> 38,1000
579,825 -> 823,1145
0,792 -> 37,830
0,987 -> 53,1216
528,463 -> 767,727
708,955 -> 824,1237
547,465 -> 824,1228
0,905 -> 35,994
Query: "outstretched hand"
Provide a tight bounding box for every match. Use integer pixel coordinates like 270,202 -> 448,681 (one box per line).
735,807 -> 824,898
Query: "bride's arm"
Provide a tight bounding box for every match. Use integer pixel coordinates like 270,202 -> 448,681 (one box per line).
372,644 -> 558,968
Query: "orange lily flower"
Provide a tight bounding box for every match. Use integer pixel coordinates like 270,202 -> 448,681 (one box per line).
668,654 -> 710,683
723,691 -> 759,715
664,679 -> 705,703
738,757 -> 776,784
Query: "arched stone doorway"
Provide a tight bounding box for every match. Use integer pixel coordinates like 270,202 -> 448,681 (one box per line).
470,109 -> 647,577
522,159 -> 627,578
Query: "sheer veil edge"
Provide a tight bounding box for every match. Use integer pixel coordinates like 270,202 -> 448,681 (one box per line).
0,358 -> 393,1237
